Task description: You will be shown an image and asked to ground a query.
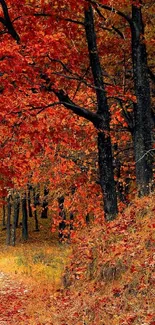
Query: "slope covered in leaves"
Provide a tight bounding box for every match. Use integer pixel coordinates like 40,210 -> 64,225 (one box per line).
52,194 -> 155,325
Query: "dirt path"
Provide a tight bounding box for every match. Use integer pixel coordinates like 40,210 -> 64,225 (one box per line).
0,272 -> 30,325
0,272 -> 55,325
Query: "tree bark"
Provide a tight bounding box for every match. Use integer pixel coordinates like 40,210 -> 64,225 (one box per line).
12,215 -> 16,246
14,192 -> 20,228
131,4 -> 154,195
27,184 -> 33,218
70,212 -> 74,230
85,5 -> 118,220
33,187 -> 39,231
6,193 -> 11,245
11,192 -> 20,246
22,192 -> 28,240
41,187 -> 48,218
2,200 -> 6,227
97,131 -> 118,219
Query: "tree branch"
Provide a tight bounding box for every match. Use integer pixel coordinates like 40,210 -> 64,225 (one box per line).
85,0 -> 132,26
0,0 -> 20,42
136,148 -> 155,164
34,12 -> 84,26
95,6 -> 125,39
51,88 -> 102,125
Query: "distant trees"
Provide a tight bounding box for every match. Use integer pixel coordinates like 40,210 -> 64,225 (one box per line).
3,187 -> 44,245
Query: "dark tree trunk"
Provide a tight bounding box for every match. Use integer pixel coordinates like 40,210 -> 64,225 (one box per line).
69,185 -> 75,232
11,192 -> 20,246
70,212 -> 74,231
58,196 -> 66,241
33,187 -> 39,232
14,192 -> 20,228
41,187 -> 49,218
27,184 -> 33,218
86,213 -> 90,224
11,214 -> 16,246
97,131 -> 118,220
2,201 -> 6,227
6,194 -> 11,245
85,5 -> 118,220
34,209 -> 39,231
49,5 -> 118,221
131,5 -> 154,195
22,192 -> 28,240
34,185 -> 40,206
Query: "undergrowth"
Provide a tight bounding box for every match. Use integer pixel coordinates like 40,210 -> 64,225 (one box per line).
51,194 -> 155,325
0,194 -> 155,325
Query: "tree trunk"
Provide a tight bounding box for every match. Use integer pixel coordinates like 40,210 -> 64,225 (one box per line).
33,187 -> 39,232
22,192 -> 28,240
41,187 -> 48,218
58,196 -> 66,241
85,5 -> 118,220
50,5 -> 118,221
11,192 -> 20,246
14,192 -> 20,228
27,184 -> 33,218
70,212 -> 74,230
34,209 -> 39,231
12,214 -> 16,246
2,201 -> 6,227
97,130 -> 118,220
131,4 -> 154,195
6,194 -> 11,245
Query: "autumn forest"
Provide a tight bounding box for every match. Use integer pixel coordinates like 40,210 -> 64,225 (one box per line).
0,0 -> 155,324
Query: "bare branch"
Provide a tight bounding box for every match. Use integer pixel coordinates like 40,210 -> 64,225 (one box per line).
73,64 -> 91,99
136,148 -> 155,164
95,6 -> 125,39
34,12 -> 84,25
85,0 -> 132,26
47,55 -> 72,74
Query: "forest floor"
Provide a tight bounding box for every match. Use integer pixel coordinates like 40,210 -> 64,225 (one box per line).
0,215 -> 71,325
0,270 -> 60,325
0,195 -> 155,325
0,271 -> 30,325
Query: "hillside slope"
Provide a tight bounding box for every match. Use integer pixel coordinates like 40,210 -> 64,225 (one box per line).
52,194 -> 155,325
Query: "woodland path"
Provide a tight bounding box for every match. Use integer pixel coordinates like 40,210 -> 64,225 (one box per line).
0,272 -> 30,325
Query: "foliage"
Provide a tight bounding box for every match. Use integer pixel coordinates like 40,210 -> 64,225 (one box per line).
0,0 -> 154,221
51,194 -> 155,325
0,1 -> 155,322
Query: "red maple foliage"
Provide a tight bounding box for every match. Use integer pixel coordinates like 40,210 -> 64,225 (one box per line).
0,0 -> 154,223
